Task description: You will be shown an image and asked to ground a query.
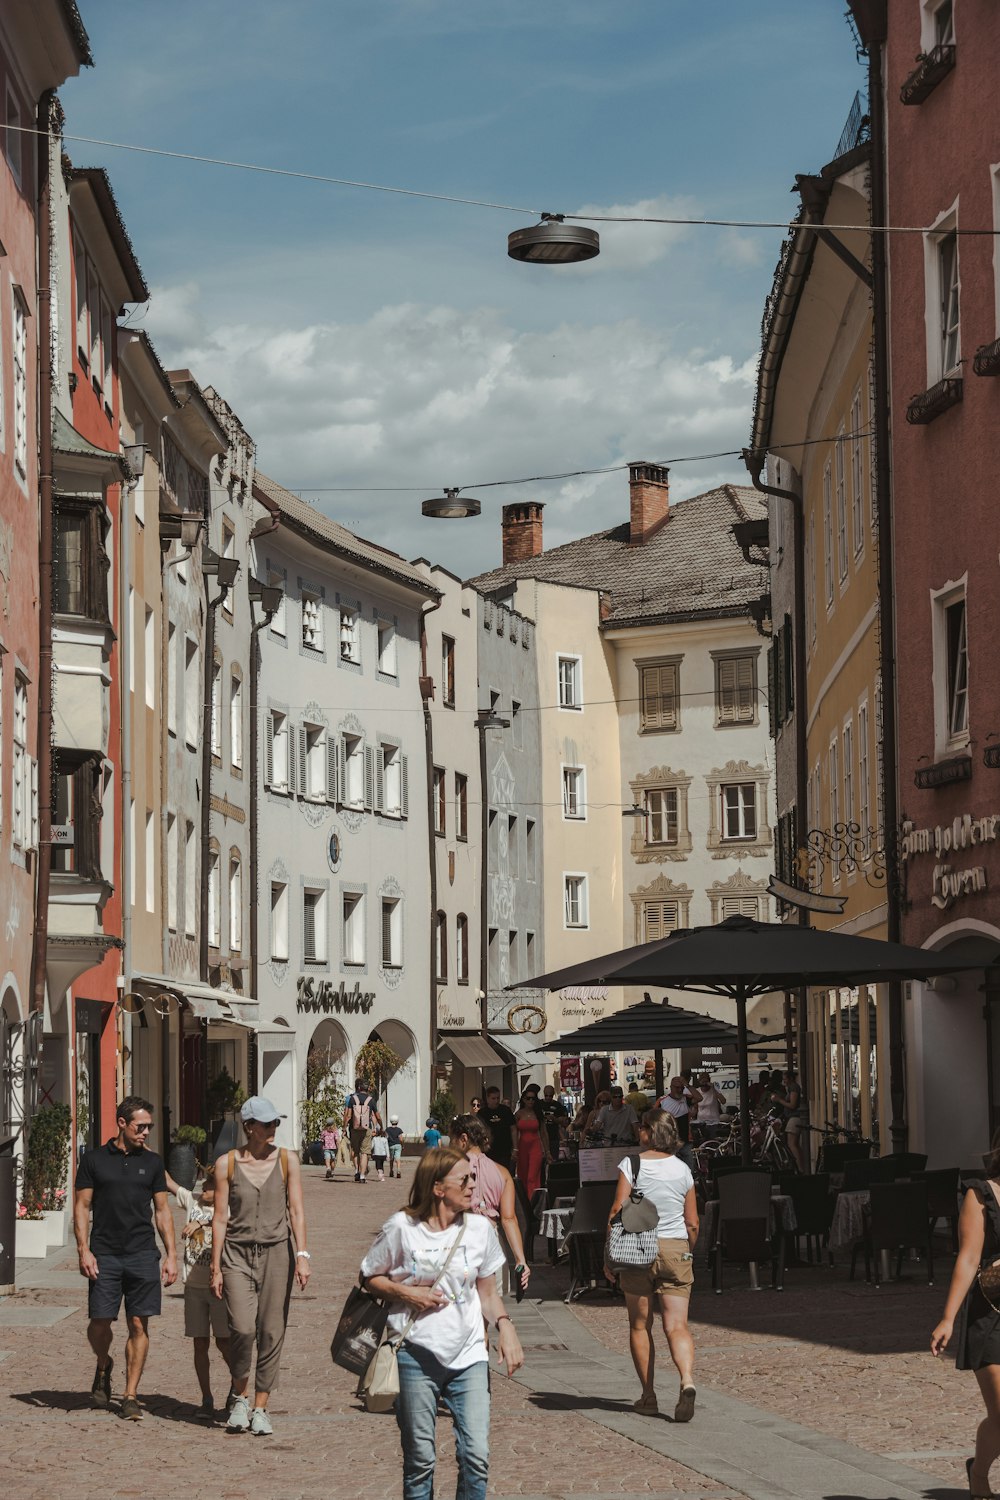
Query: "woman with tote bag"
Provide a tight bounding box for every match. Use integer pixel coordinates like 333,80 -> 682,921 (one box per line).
360,1146 -> 523,1500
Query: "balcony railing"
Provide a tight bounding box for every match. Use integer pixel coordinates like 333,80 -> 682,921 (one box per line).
974,337 -> 1000,378
905,377 -> 963,425
900,43 -> 956,105
834,90 -> 871,159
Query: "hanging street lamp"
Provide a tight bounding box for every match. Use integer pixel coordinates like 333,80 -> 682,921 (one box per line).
507,213 -> 600,265
421,487 -> 482,519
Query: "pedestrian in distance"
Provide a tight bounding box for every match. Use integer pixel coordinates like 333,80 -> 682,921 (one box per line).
371,1126 -> 390,1181
451,1114 -> 530,1296
321,1119 -> 340,1180
513,1091 -> 550,1199
931,1134 -> 1000,1498
386,1115 -> 405,1177
74,1095 -> 178,1421
605,1108 -> 699,1422
344,1078 -> 382,1184
469,1096 -> 482,1115
481,1085 -> 518,1171
164,1163 -> 233,1418
360,1146 -> 524,1500
210,1096 -> 311,1436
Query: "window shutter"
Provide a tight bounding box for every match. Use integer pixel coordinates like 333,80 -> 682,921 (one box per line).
303,893 -> 314,961
339,738 -> 348,806
766,645 -> 776,738
286,727 -> 298,796
641,667 -> 660,727
644,899 -> 678,941
736,655 -> 755,720
296,727 -> 307,798
375,747 -> 385,813
29,757 -> 39,850
326,736 -> 339,805
400,755 -> 409,818
364,746 -> 374,810
265,714 -> 275,787
782,616 -> 794,713
381,902 -> 392,965
721,895 -> 759,920
718,658 -> 737,724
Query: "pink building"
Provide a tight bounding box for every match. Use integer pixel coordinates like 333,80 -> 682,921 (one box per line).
0,1 -> 91,1141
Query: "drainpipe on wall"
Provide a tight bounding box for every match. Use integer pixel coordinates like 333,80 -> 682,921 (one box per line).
199,587 -> 225,984
419,596 -> 443,1106
30,95 -> 57,1026
247,503 -> 280,1037
864,17 -> 905,1152
119,470 -> 139,1093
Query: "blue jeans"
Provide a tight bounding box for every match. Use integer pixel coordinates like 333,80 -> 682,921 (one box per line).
396,1345 -> 490,1500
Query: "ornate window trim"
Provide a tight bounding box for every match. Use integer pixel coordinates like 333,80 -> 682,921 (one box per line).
706,868 -> 768,923
705,759 -> 772,857
629,872 -> 693,944
628,766 -> 692,862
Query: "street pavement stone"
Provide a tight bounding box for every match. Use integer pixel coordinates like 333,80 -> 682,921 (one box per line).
567,1249 -> 977,1494
0,1170 -> 740,1500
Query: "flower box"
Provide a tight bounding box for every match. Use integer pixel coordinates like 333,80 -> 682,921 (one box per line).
16,1217 -> 50,1259
42,1208 -> 67,1247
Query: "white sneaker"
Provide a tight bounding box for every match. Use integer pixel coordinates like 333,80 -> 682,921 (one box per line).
226,1395 -> 250,1432
250,1407 -> 273,1436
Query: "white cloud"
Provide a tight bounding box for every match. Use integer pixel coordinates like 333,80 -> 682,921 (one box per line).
564,195 -> 701,274
146,289 -> 755,576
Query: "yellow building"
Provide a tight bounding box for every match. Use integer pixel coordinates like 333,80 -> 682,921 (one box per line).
751,129 -> 890,1152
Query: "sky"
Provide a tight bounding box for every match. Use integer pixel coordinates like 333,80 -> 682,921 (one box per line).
62,1 -> 865,576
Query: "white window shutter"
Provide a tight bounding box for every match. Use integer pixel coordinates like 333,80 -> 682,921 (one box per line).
718,659 -> 736,724
29,757 -> 39,850
265,714 -> 275,787
286,726 -> 297,796
376,747 -> 385,813
327,736 -> 339,805
296,727 -> 307,798
400,755 -> 408,819
339,738 -> 347,805
364,746 -> 374,810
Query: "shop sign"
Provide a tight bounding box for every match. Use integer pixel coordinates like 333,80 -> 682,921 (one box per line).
557,984 -> 609,1023
560,1057 -> 582,1091
295,977 -> 376,1015
900,814 -> 997,910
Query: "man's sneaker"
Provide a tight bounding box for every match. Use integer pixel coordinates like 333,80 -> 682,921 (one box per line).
119,1396 -> 143,1421
225,1388 -> 239,1415
249,1407 -> 273,1436
90,1357 -> 113,1409
198,1397 -> 216,1419
226,1394 -> 251,1432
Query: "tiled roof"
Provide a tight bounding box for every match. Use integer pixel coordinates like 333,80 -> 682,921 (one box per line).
469,484 -> 768,626
254,472 -> 440,597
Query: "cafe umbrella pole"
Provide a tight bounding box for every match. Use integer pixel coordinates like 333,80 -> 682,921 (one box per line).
735,982 -> 753,1164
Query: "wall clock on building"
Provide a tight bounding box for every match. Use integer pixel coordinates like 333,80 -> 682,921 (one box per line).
327,831 -> 342,872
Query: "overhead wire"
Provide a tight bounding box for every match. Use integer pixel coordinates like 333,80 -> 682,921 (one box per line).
12,122 -> 1000,236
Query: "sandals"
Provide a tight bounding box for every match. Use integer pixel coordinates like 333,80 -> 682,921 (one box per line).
968,1457 -> 996,1498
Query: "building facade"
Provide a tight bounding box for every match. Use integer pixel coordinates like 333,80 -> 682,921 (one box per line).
253,474 -> 439,1147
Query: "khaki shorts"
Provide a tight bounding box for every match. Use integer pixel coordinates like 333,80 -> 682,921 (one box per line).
184,1277 -> 231,1340
350,1127 -> 373,1157
618,1238 -> 694,1300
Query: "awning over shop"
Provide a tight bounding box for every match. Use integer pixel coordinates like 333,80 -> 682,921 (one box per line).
438,1034 -> 508,1070
491,1032 -> 545,1074
130,973 -> 249,1024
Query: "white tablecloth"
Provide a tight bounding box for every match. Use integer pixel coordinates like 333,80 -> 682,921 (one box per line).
539,1205 -> 574,1251
828,1189 -> 869,1250
703,1193 -> 797,1248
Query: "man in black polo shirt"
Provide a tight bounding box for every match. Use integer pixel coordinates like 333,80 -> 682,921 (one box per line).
481,1085 -> 518,1170
74,1096 -> 177,1420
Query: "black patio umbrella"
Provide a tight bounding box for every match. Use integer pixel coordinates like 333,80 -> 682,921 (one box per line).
509,914 -> 985,1162
531,997 -> 768,1053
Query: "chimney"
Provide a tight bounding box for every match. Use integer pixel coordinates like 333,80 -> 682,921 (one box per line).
501,501 -> 544,564
629,461 -> 670,545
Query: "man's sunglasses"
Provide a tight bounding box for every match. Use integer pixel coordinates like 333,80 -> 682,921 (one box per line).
129,1122 -> 154,1133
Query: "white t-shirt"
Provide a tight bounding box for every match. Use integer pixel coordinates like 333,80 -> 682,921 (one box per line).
618,1153 -> 694,1239
360,1210 -> 505,1369
658,1092 -> 689,1119
175,1185 -> 214,1285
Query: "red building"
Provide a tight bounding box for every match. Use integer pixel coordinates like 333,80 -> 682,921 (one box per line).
0,3 -> 91,1147
45,158 -> 147,1151
879,0 -> 1000,1162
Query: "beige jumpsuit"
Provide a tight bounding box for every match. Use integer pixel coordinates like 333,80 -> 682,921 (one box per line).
222,1151 -> 295,1393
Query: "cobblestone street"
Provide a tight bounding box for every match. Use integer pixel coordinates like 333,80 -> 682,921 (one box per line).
0,1168 -> 976,1500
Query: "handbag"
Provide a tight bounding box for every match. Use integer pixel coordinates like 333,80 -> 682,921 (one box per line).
607,1155 -> 660,1271
331,1281 -> 390,1376
358,1218 -> 468,1414
979,1259 -> 1000,1314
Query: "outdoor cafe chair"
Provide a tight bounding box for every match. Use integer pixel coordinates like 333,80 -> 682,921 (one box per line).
849,1180 -> 933,1287
887,1151 -> 928,1179
546,1159 -> 580,1195
821,1140 -> 873,1175
711,1169 -> 785,1293
915,1167 -> 960,1249
788,1173 -> 834,1264
842,1156 -> 893,1191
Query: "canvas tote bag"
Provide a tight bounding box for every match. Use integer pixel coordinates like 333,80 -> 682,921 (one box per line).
607,1155 -> 659,1270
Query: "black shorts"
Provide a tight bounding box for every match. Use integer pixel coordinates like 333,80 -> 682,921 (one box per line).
88,1251 -> 162,1322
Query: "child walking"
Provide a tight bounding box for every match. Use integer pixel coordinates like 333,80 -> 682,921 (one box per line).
370,1126 -> 389,1181
322,1120 -> 340,1180
386,1115 -> 404,1178
165,1164 -> 233,1418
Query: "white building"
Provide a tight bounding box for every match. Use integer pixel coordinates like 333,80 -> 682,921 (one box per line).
253,475 -> 440,1146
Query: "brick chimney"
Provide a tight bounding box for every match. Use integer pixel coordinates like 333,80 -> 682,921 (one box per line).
628,461 -> 670,545
501,501 -> 544,564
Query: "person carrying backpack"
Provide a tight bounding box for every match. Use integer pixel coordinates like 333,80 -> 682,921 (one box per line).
343,1078 -> 382,1184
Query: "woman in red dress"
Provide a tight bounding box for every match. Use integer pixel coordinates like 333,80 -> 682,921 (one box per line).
513,1093 -> 550,1199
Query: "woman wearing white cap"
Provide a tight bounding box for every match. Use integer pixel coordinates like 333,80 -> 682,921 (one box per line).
386,1115 -> 405,1179
210,1096 -> 310,1435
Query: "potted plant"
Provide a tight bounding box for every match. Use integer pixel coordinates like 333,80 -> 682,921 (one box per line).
428,1088 -> 457,1145
299,1055 -> 344,1165
168,1124 -> 207,1189
207,1067 -> 247,1157
21,1103 -> 71,1249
